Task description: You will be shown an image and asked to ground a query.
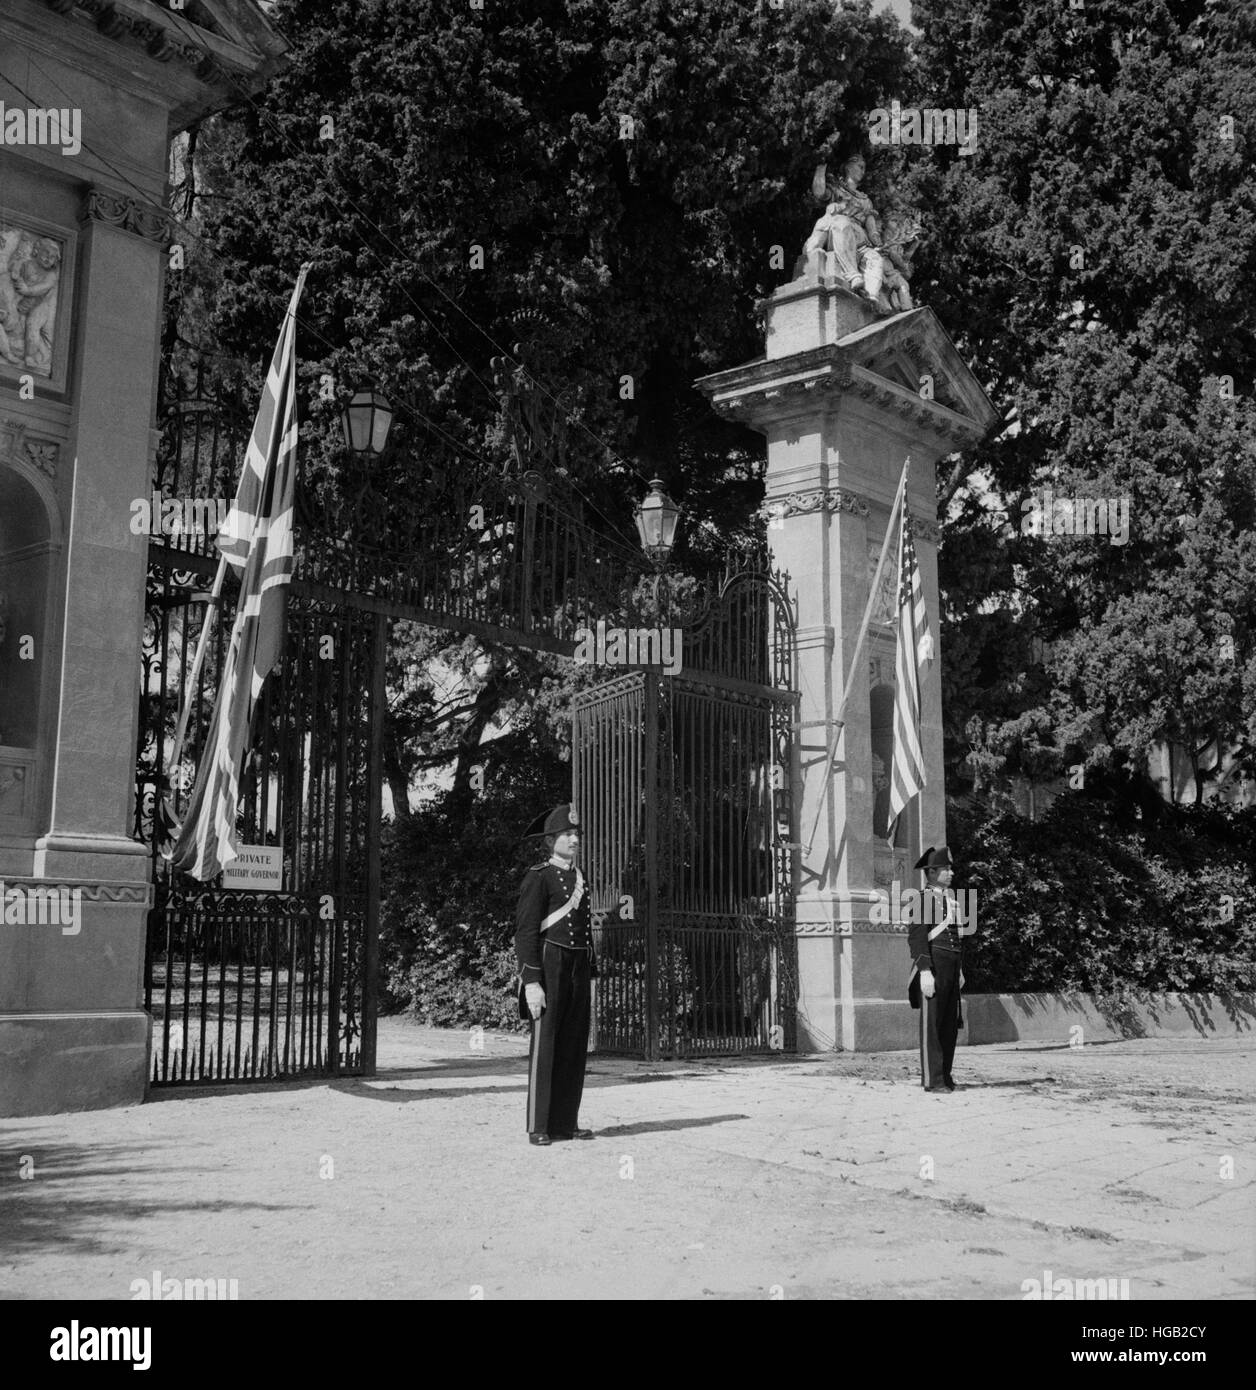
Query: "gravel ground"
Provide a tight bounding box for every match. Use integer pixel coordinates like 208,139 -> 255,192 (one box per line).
1,1022 -> 1252,1300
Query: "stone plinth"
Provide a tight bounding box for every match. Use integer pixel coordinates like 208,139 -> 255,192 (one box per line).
696,275 -> 997,1050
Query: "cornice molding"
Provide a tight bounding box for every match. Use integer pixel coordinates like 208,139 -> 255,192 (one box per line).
794,920 -> 912,936
762,487 -> 869,521
42,0 -> 285,87
909,515 -> 941,545
80,187 -> 172,245
0,877 -> 152,905
761,486 -> 941,542
848,368 -> 982,445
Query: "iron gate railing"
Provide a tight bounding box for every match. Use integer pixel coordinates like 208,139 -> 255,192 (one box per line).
138,353 -> 801,1081
145,888 -> 364,1083
138,547 -> 383,1085
575,561 -> 799,1060
136,352 -> 386,1085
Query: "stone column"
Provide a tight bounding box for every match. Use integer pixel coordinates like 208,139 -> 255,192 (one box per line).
697,270 -> 996,1050
36,201 -> 165,878
0,195 -> 167,1116
0,0 -> 289,1118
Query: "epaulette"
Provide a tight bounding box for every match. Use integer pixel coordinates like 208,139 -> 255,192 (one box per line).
528,861 -> 548,872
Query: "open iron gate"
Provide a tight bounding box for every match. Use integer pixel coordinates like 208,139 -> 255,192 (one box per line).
573,567 -> 799,1060
137,549 -> 385,1085
137,355 -> 799,1083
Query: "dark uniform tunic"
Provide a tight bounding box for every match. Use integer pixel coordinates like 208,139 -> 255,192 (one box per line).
515,857 -> 598,1136
907,886 -> 965,1090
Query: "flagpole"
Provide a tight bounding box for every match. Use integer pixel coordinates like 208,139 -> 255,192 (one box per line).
804,457 -> 912,856
915,773 -> 925,885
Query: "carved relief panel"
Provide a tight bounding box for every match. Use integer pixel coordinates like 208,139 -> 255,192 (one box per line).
0,208 -> 76,394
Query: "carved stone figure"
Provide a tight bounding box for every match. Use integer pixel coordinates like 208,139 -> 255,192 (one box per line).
876,206 -> 923,314
800,157 -> 923,316
0,225 -> 61,375
0,230 -> 23,365
802,154 -> 887,303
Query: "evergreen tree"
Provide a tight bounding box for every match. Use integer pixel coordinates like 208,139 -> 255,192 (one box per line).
171,0 -> 911,821
900,0 -> 1256,804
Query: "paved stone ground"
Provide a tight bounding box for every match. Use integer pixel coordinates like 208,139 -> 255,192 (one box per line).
1,1022 -> 1252,1300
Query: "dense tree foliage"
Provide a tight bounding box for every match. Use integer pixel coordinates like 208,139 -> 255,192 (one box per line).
172,0 -> 911,830
190,0 -> 910,519
900,0 -> 1256,802
952,797 -> 1256,1000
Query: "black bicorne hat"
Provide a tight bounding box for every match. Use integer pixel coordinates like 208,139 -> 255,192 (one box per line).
913,845 -> 953,871
522,803 -> 581,839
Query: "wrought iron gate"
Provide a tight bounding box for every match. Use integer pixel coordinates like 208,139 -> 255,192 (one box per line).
574,562 -> 799,1059
135,357 -> 386,1085
138,552 -> 385,1084
137,356 -> 799,1083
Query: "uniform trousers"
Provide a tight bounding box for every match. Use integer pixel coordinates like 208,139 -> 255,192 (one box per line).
526,940 -> 591,1135
919,944 -> 961,1089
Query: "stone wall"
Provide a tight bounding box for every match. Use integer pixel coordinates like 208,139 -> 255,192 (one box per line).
831,991 -> 1256,1052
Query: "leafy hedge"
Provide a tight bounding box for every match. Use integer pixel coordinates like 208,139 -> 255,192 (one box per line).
950,796 -> 1256,998
381,787 -> 1255,1031
379,777 -> 567,1030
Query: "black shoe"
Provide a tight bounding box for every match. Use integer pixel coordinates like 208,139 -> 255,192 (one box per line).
553,1128 -> 594,1141
529,1133 -> 552,1146
923,1086 -> 951,1093
943,1076 -> 956,1091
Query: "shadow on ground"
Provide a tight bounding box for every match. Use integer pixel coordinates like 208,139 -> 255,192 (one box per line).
0,1140 -> 306,1262
593,1113 -> 750,1138
143,1053 -> 727,1106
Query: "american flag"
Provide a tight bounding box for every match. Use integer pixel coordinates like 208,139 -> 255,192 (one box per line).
170,266 -> 308,880
887,504 -> 934,830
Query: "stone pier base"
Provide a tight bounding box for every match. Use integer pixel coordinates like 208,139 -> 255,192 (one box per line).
0,885 -> 150,1116
795,919 -> 919,1052
0,1011 -> 150,1117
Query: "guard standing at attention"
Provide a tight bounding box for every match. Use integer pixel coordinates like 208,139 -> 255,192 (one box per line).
514,803 -> 597,1146
906,846 -> 972,1092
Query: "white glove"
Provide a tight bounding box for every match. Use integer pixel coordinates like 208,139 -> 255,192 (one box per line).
524,983 -> 546,1020
920,970 -> 936,1000
960,970 -> 966,989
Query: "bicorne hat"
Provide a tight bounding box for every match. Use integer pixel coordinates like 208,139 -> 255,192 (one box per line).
913,845 -> 953,872
523,803 -> 581,839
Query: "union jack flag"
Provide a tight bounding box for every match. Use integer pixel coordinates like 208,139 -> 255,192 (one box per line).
170,267 -> 308,880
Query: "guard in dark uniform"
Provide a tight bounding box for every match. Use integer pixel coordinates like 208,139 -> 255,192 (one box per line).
514,803 -> 597,1146
906,846 -> 971,1092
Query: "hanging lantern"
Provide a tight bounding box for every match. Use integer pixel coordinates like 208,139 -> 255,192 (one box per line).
634,478 -> 680,567
340,387 -> 394,458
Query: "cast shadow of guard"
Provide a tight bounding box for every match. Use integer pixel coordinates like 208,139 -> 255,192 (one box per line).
329,1059 -> 702,1105
593,1113 -> 749,1138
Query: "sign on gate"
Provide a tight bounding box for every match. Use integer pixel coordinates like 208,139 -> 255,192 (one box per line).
221,845 -> 283,890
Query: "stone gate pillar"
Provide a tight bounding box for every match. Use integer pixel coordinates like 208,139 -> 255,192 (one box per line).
697,267 -> 996,1051
0,0 -> 286,1116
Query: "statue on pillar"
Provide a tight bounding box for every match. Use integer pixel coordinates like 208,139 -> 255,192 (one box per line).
878,204 -> 922,313
800,153 -> 922,315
